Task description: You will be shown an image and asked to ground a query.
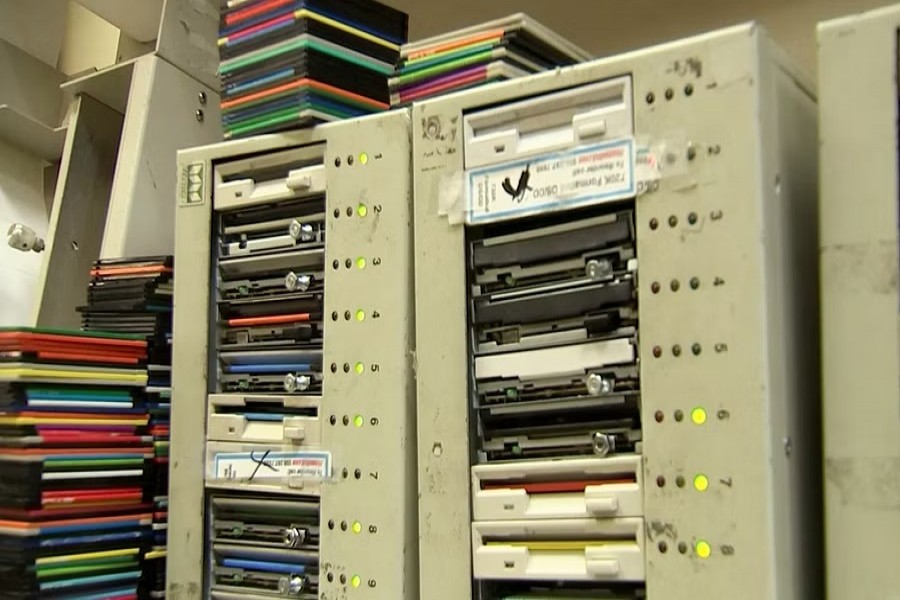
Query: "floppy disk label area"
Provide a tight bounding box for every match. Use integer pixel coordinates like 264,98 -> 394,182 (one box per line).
466,139 -> 635,224
214,450 -> 331,481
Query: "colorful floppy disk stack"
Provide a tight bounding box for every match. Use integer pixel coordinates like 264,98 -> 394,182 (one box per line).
78,257 -> 173,347
390,14 -> 590,106
0,328 -> 151,600
140,360 -> 169,600
77,256 -> 173,599
140,378 -> 169,600
218,0 -> 409,139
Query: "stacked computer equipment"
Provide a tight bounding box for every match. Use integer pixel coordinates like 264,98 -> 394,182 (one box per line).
206,146 -> 328,598
390,14 -> 589,106
169,112 -> 418,598
413,24 -> 822,600
0,329 -> 151,599
79,257 -> 174,599
218,0 -> 409,139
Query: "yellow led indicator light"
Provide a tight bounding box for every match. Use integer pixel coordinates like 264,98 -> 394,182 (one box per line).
694,474 -> 709,492
359,153 -> 368,165
352,521 -> 362,534
354,415 -> 363,427
696,540 -> 712,559
357,203 -> 368,217
356,257 -> 366,270
355,362 -> 364,374
351,575 -> 361,588
355,310 -> 365,322
691,407 -> 707,425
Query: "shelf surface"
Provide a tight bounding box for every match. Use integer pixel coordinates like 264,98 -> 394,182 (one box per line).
61,58 -> 140,114
0,105 -> 66,160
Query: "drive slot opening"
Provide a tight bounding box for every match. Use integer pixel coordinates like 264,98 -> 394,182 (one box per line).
220,325 -> 322,353
479,581 -> 645,599
481,473 -> 637,494
216,402 -> 318,421
485,532 -> 637,551
217,145 -> 324,184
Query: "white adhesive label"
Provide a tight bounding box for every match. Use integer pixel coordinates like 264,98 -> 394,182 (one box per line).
635,144 -> 662,194
466,138 -> 635,224
213,450 -> 330,481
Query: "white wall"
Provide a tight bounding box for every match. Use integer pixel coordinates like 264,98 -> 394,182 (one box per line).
0,139 -> 49,326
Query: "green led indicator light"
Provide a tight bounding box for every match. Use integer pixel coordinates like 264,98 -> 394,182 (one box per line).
691,407 -> 708,425
357,257 -> 366,269
694,474 -> 709,492
351,575 -> 361,588
355,362 -> 364,374
354,415 -> 363,427
355,310 -> 365,322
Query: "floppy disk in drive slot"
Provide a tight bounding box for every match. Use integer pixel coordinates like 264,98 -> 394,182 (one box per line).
211,543 -> 318,598
219,269 -> 324,302
220,215 -> 325,258
220,321 -> 322,352
472,518 -> 644,582
471,212 -> 633,271
478,414 -> 641,461
208,394 -> 320,445
211,495 -> 319,550
477,364 -> 639,406
472,455 -> 643,520
218,350 -> 323,394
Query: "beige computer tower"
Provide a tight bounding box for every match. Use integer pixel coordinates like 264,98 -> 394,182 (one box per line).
166,112 -> 418,600
413,23 -> 820,600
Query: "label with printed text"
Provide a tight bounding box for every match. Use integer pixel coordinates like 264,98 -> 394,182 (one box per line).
466,138 -> 635,224
213,450 -> 330,481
